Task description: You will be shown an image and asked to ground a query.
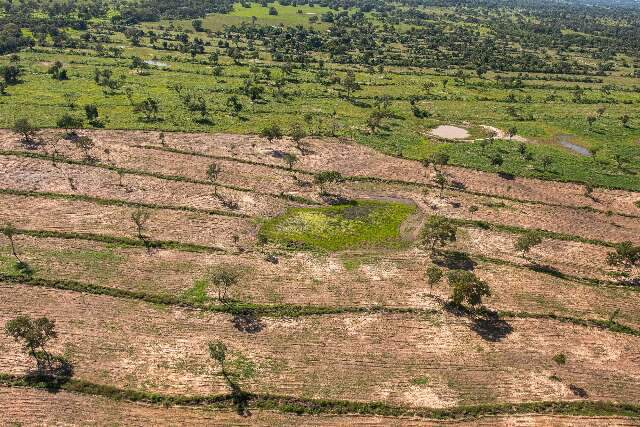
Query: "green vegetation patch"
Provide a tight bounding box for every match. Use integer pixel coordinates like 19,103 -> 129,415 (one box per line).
259,200 -> 415,251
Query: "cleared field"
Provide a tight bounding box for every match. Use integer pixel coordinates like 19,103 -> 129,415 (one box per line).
1,234 -> 639,329
1,284 -> 640,408
1,130 -> 639,424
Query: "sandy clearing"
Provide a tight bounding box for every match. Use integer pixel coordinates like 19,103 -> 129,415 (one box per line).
1,285 -> 639,407
429,125 -> 470,139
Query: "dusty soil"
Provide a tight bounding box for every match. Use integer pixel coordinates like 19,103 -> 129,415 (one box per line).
0,155 -> 304,217
1,130 -> 638,217
0,193 -> 257,249
3,234 -> 639,328
2,285 -> 640,408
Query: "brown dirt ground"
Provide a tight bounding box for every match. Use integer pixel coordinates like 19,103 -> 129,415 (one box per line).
0,155 -> 304,217
0,193 -> 257,249
2,227 -> 639,328
2,151 -> 639,248
1,285 -> 639,408
1,129 -> 638,216
2,387 -> 636,427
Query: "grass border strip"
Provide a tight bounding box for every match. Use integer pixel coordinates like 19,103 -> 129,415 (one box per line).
0,188 -> 249,219
1,373 -> 639,420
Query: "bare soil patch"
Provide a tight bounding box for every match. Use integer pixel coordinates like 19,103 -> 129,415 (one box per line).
1,285 -> 640,408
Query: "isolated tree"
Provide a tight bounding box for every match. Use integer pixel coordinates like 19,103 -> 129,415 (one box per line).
342,70 -> 360,98
5,315 -> 57,373
1,222 -> 21,263
314,170 -> 343,194
620,114 -> 630,128
47,61 -> 68,80
282,152 -> 298,170
514,231 -> 543,260
426,265 -> 443,290
72,136 -> 95,162
134,97 -> 160,121
434,172 -> 448,197
586,115 -> 597,129
84,104 -> 99,122
207,264 -> 241,303
290,123 -> 307,153
0,64 -> 21,84
447,270 -> 491,307
260,124 -> 283,142
131,208 -> 150,240
207,163 -> 222,195
422,152 -> 449,173
226,95 -> 243,116
56,114 -> 83,136
506,127 -> 517,139
540,154 -> 553,172
12,118 -> 37,144
208,340 -> 250,416
419,216 -> 457,253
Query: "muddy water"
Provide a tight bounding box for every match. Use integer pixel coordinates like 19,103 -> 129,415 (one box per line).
430,125 -> 470,139
557,135 -> 592,156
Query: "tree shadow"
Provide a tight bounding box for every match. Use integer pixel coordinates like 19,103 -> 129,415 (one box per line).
24,356 -> 74,393
470,312 -> 514,342
320,193 -> 355,205
569,384 -> 588,398
450,180 -> 466,190
231,313 -> 265,334
498,172 -> 515,180
433,251 -> 476,271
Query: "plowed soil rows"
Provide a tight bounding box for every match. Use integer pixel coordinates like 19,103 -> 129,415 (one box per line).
3,388 -> 634,427
3,149 -> 639,248
1,285 -> 639,408
0,193 -> 256,249
3,230 -> 638,328
0,131 -> 317,201
1,129 -> 639,217
0,155 -> 298,217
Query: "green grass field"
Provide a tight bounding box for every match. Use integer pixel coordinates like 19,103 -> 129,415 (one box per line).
259,200 -> 416,251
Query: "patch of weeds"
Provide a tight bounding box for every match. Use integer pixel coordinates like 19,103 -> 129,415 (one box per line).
411,376 -> 429,386
552,353 -> 567,365
181,278 -> 210,304
259,200 -> 415,251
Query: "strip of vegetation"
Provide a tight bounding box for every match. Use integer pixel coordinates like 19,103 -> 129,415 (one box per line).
0,150 -> 319,206
1,373 -> 639,420
450,250 -> 635,290
498,310 -> 640,337
0,188 -> 249,218
0,273 -> 435,318
134,144 -> 315,176
12,228 -> 223,254
450,217 -> 617,248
